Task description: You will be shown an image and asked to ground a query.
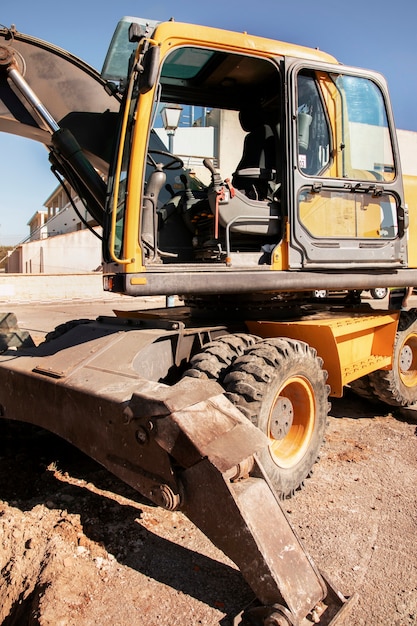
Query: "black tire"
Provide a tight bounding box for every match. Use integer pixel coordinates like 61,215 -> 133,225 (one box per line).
182,333 -> 259,382
370,287 -> 388,300
367,309 -> 417,406
224,338 -> 330,498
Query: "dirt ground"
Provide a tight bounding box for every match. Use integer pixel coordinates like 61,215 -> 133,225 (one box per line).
0,298 -> 416,626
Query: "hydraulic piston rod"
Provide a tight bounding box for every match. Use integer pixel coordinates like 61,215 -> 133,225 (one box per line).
0,44 -> 106,222
0,44 -> 59,133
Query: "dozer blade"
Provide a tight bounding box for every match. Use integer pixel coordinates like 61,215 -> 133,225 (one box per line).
0,316 -> 352,624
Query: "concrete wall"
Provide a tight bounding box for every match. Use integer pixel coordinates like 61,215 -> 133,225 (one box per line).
397,130 -> 417,176
7,227 -> 102,274
0,273 -> 108,303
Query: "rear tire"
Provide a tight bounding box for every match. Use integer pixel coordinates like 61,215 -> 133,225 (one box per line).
224,338 -> 330,498
367,309 -> 417,406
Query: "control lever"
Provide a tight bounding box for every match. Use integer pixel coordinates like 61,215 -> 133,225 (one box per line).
203,158 -> 223,189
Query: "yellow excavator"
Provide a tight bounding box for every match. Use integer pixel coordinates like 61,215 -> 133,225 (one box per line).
1,15 -> 417,624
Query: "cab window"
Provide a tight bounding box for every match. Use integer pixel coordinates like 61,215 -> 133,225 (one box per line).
296,70 -> 395,182
297,72 -> 331,176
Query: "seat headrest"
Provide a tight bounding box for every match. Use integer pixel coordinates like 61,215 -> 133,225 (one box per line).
239,105 -> 266,132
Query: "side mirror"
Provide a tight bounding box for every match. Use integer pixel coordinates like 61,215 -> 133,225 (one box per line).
139,45 -> 160,94
128,22 -> 145,43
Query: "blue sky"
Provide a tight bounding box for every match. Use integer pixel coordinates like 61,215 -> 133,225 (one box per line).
0,0 -> 416,245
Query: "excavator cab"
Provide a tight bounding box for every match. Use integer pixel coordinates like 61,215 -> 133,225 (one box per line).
99,18 -> 408,299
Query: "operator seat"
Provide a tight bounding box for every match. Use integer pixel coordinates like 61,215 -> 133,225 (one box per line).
213,104 -> 281,237
232,105 -> 279,201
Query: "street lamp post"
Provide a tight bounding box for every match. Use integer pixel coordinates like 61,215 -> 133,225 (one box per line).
161,104 -> 183,153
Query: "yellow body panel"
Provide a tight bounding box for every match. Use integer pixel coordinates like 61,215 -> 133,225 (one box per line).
299,193 -> 384,238
247,312 -> 399,397
124,89 -> 156,272
152,21 -> 337,65
271,221 -> 289,270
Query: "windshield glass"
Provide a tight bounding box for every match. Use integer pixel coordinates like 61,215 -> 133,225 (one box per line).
101,17 -> 160,86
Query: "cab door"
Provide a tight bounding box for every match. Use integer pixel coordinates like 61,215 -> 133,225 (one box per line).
286,61 -> 407,270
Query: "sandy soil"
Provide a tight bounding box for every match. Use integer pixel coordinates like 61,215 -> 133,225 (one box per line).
0,300 -> 416,625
